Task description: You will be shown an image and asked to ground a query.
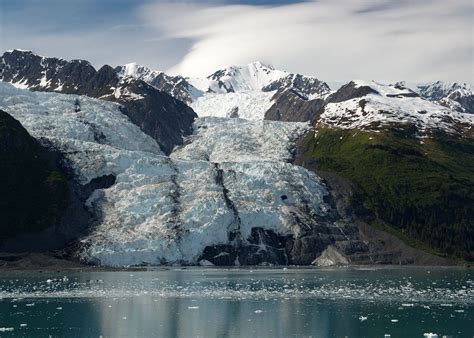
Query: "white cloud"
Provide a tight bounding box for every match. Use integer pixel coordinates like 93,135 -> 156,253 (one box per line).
138,0 -> 473,84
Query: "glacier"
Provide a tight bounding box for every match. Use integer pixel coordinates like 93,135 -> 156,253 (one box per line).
0,82 -> 335,266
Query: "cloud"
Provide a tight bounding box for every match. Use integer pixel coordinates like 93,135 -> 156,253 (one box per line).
0,0 -> 472,84
137,0 -> 473,84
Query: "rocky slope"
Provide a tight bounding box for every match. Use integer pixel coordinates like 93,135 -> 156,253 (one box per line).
297,80 -> 474,261
0,50 -> 197,153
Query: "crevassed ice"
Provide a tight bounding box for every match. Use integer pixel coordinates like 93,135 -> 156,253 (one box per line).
0,82 -> 329,266
190,91 -> 275,120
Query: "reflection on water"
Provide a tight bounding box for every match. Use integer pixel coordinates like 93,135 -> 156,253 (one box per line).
0,267 -> 472,337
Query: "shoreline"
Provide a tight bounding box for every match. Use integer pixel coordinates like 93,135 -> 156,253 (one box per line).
0,252 -> 470,272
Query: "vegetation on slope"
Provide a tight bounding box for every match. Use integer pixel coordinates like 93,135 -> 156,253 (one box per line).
0,110 -> 68,241
298,127 -> 474,261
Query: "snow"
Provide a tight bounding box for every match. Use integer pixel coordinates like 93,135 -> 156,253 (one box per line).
0,81 -> 331,267
186,62 -> 286,119
0,82 -> 162,183
9,78 -> 30,89
118,61 -> 329,120
320,80 -> 474,136
116,62 -> 164,84
191,62 -> 288,93
109,84 -> 144,102
172,117 -> 310,162
417,81 -> 472,100
190,91 -> 275,120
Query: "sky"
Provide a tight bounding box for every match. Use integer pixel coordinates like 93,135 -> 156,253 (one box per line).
1,0 -> 473,85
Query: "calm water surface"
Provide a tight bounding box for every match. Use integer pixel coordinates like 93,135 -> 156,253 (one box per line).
0,267 -> 472,337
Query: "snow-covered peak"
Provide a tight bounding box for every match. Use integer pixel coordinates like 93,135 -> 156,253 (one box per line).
116,63 -> 163,83
417,81 -> 472,100
415,81 -> 473,113
192,61 -> 288,93
352,80 -> 418,97
319,80 -> 474,137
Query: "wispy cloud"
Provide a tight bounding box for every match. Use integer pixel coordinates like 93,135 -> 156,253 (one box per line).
0,0 -> 472,84
138,0 -> 473,84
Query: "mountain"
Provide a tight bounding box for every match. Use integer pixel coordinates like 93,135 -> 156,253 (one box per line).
1,81 -> 412,266
116,61 -> 330,122
115,63 -> 199,104
416,81 -> 474,114
0,50 -> 197,154
296,80 -> 474,261
317,80 -> 473,137
1,50 -> 471,265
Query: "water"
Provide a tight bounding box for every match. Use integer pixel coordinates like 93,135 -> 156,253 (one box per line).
0,267 -> 472,337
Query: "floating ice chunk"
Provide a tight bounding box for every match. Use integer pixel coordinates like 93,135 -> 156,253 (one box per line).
198,260 -> 214,266
423,334 -> 439,338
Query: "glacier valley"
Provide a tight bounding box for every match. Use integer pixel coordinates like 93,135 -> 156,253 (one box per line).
0,82 -> 359,266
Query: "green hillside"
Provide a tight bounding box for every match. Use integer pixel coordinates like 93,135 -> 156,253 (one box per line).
298,127 -> 474,261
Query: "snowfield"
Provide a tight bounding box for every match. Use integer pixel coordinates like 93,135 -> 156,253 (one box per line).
320,80 -> 474,136
0,82 -> 331,266
172,117 -> 310,162
190,91 -> 275,120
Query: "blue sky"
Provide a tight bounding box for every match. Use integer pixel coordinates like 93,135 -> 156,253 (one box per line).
1,0 -> 472,84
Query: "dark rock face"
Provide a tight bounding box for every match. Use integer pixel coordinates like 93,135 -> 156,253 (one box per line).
199,228 -> 290,265
265,89 -> 326,122
146,73 -> 196,105
0,110 -> 96,251
263,75 -> 330,122
108,79 -> 196,154
262,74 -> 330,99
199,223 -> 373,266
326,81 -> 378,103
0,50 -> 197,154
449,91 -> 474,114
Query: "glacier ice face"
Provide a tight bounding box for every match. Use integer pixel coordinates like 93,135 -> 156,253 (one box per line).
0,82 -> 334,266
83,117 -> 330,266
